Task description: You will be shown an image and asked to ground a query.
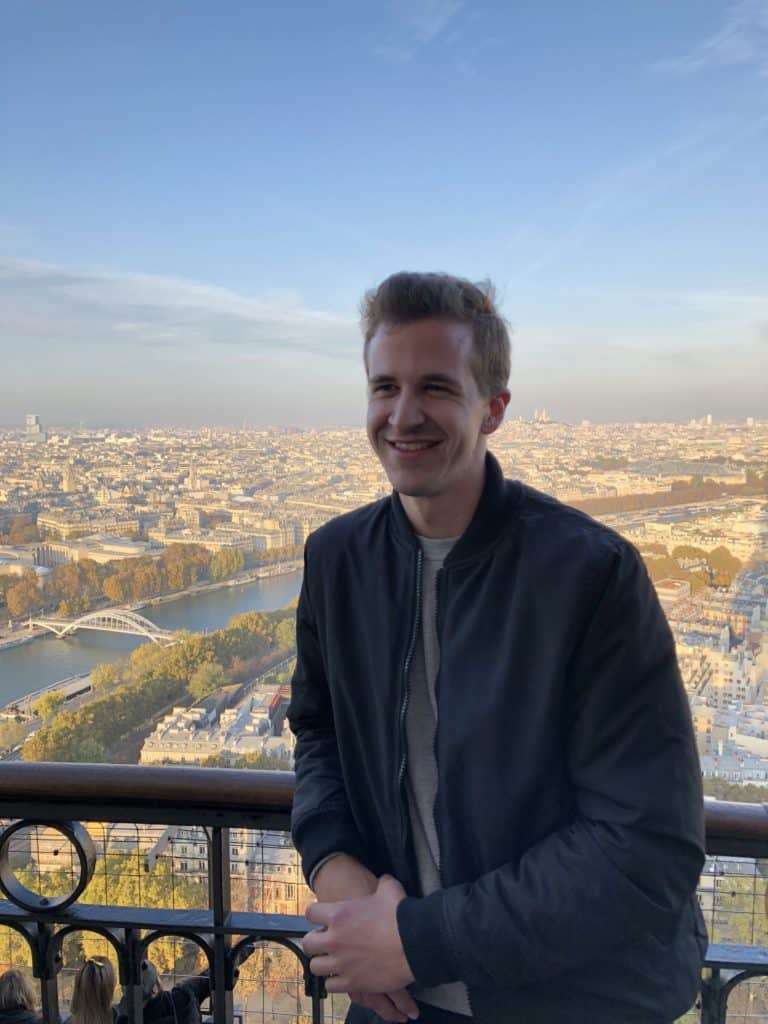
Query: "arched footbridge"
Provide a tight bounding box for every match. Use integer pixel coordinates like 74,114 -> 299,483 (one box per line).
31,609 -> 177,645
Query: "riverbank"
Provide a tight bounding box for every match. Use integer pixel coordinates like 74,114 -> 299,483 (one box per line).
134,560 -> 302,611
1,671 -> 93,719
0,628 -> 46,652
0,560 -> 302,652
0,566 -> 304,710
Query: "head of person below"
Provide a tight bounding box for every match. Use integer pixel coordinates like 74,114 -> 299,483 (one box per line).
69,958 -> 116,1024
290,271 -> 707,1024
0,970 -> 41,1024
115,961 -> 210,1024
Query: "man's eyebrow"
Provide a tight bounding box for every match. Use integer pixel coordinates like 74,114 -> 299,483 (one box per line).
368,373 -> 462,387
421,373 -> 461,387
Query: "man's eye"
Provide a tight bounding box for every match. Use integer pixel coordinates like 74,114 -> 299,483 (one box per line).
372,384 -> 395,393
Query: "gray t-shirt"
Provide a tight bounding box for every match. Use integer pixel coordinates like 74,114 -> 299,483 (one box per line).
406,536 -> 472,1017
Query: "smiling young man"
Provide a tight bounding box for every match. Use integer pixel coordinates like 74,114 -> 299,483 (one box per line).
288,272 -> 706,1024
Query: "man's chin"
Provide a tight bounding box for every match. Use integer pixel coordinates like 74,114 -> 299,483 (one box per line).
386,473 -> 442,499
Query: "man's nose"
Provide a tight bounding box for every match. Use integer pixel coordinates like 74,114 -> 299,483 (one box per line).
388,389 -> 425,431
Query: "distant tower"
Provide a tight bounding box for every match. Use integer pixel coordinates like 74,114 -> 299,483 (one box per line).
61,461 -> 78,493
746,417 -> 755,428
705,413 -> 713,426
188,465 -> 198,491
24,413 -> 47,444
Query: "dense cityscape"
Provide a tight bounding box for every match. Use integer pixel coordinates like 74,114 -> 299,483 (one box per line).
1,413 -> 766,779
0,413 -> 767,1022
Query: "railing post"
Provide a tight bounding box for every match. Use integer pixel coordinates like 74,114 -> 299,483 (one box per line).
122,927 -> 144,1024
700,968 -> 726,1024
305,972 -> 325,1024
209,826 -> 233,1024
34,922 -> 60,1024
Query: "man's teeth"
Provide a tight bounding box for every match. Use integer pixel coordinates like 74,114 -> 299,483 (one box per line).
393,441 -> 434,450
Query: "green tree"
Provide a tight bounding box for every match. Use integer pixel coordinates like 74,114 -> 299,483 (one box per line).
275,618 -> 295,650
188,661 -> 227,700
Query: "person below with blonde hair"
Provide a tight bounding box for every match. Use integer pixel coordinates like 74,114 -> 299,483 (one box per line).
0,970 -> 40,1024
69,958 -> 116,1024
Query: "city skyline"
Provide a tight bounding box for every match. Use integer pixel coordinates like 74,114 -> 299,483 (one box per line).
1,1 -> 766,425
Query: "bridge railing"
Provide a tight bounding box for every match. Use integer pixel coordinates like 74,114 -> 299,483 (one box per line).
2,765 -> 768,1023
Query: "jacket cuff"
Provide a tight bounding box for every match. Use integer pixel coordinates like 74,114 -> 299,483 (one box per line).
397,892 -> 458,988
293,809 -> 369,885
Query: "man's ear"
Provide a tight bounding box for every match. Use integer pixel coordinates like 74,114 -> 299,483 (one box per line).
481,390 -> 511,435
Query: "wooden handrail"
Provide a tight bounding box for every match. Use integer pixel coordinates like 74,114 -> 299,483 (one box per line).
1,764 -> 767,853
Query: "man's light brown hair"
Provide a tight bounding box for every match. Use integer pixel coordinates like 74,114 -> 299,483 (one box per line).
361,271 -> 511,397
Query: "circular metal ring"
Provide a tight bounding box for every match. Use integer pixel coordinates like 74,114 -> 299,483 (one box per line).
0,819 -> 96,912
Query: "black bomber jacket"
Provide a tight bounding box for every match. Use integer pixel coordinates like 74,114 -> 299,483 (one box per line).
288,452 -> 707,1023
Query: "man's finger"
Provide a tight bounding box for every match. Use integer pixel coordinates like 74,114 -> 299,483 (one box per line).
324,974 -> 351,994
387,987 -> 420,1019
307,955 -> 336,977
305,902 -> 334,926
353,993 -> 408,1023
301,927 -> 329,957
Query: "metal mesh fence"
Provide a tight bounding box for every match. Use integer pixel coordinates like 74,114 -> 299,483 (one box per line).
7,824 -> 768,1022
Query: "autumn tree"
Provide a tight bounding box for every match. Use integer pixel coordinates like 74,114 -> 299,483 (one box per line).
102,574 -> 127,604
210,548 -> 244,580
671,545 -> 708,562
708,546 -> 742,587
6,570 -> 44,619
90,663 -> 120,691
0,515 -> 40,545
33,690 -> 65,721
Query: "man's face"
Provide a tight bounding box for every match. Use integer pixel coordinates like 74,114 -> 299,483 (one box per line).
366,318 -> 492,500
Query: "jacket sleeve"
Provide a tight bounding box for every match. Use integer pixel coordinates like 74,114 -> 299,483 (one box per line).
397,540 -> 705,991
288,540 -> 370,884
180,975 -> 210,1005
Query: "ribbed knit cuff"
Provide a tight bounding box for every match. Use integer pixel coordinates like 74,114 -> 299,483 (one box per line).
397,891 -> 458,988
293,809 -> 368,886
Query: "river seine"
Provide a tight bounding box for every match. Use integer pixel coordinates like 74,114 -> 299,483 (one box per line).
0,570 -> 302,706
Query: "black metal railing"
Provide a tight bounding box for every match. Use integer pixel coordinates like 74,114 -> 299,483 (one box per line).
2,764 -> 768,1024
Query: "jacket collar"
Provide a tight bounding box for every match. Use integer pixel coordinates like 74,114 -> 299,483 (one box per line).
390,451 -> 519,563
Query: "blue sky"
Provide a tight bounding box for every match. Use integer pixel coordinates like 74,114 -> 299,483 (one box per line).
1,0 -> 766,426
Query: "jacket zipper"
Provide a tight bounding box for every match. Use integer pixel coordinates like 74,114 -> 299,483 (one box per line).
397,548 -> 423,851
432,565 -> 444,883
433,564 -> 479,1022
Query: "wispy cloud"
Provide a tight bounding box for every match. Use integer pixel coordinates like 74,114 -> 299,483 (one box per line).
375,0 -> 463,62
566,285 -> 768,321
654,0 -> 768,76
0,257 -> 359,357
506,113 -> 766,283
